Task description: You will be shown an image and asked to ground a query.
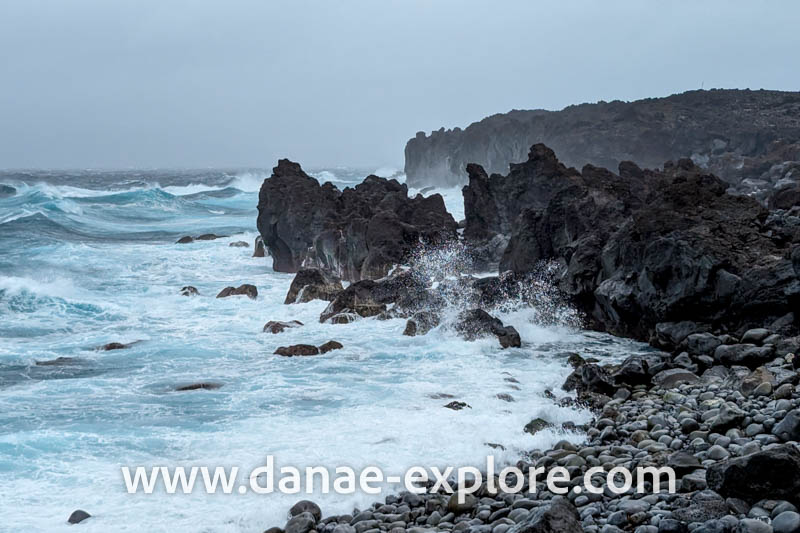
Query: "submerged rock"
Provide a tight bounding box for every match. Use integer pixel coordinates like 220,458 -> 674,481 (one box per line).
99,341 -> 136,351
444,401 -> 470,410
275,344 -> 319,357
180,286 -> 199,296
284,269 -> 343,304
175,382 -> 222,391
35,356 -> 80,366
176,236 -> 194,244
263,320 -> 303,334
216,284 -> 257,299
256,159 -> 457,280
229,240 -> 249,247
524,418 -> 553,435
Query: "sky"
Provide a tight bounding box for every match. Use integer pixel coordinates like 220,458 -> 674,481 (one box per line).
0,0 -> 798,169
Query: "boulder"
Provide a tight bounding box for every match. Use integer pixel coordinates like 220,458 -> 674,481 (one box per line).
289,500 -> 322,521
284,269 -> 343,304
229,241 -> 249,248
256,159 -> 457,280
686,333 -> 723,356
403,311 -> 440,336
524,418 -> 553,435
284,512 -> 316,533
773,409 -> 800,442
453,308 -> 521,348
652,368 -> 701,389
176,236 -> 194,244
708,402 -> 746,433
444,401 -> 470,410
706,444 -> 800,502
263,320 -> 303,334
612,355 -> 651,387
275,345 -> 320,357
216,284 -> 258,299
714,344 -> 776,368
741,328 -> 772,345
562,364 -> 616,396
196,233 -> 223,241
67,510 -> 91,524
318,341 -> 343,354
506,498 -> 583,533
319,271 -> 431,323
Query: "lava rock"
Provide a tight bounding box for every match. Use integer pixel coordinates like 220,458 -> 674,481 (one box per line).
318,340 -> 343,354
256,159 -> 457,280
284,269 -> 344,304
506,498 -> 583,533
275,344 -> 320,357
707,444 -> 800,502
263,320 -> 304,334
67,510 -> 91,524
216,284 -> 258,299
180,286 -> 199,296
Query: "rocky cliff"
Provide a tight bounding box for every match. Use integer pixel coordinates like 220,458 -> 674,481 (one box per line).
405,89 -> 800,201
463,144 -> 800,343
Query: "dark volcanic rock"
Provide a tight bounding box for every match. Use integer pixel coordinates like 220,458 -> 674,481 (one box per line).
175,382 -> 223,391
67,509 -> 91,524
289,500 -> 322,522
318,340 -> 343,354
275,344 -> 319,357
472,143 -> 800,343
263,320 -> 303,334
99,341 -> 135,351
444,401 -> 470,410
706,444 -> 800,502
216,284 -> 258,299
453,308 -> 521,348
403,310 -> 441,336
256,159 -> 457,281
176,235 -> 194,244
284,269 -> 343,304
180,286 -> 199,296
319,271 -> 432,323
507,497 -> 583,533
405,89 -> 800,199
229,240 -> 249,247
36,356 -> 80,366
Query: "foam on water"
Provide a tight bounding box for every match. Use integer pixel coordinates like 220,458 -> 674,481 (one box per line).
0,170 -> 655,532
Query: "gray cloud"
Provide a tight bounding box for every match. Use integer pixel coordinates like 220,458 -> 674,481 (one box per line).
0,0 -> 798,169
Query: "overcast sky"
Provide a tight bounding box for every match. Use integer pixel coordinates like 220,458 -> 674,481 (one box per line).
0,0 -> 798,169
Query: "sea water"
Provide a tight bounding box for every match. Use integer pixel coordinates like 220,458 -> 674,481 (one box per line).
0,168 -> 654,532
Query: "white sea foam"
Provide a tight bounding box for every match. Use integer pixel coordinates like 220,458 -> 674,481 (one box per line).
0,172 -> 654,532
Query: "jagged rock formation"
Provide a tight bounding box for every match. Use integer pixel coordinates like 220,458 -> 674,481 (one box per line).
256,160 -> 458,281
463,143 -> 800,344
405,89 -> 800,201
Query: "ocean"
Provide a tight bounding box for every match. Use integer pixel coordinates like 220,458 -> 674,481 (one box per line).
0,167 -> 653,532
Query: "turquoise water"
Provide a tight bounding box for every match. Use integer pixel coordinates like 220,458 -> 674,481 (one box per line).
0,169 -> 653,532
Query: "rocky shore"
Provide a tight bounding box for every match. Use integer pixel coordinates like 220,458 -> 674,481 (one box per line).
269,341 -> 800,533
252,139 -> 800,533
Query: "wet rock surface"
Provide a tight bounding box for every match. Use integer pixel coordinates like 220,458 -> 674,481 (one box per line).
267,348 -> 800,533
462,143 -> 800,345
285,268 -> 344,304
216,284 -> 258,299
256,159 -> 458,280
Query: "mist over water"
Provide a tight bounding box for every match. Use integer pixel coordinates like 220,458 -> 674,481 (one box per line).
0,169 -> 655,532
